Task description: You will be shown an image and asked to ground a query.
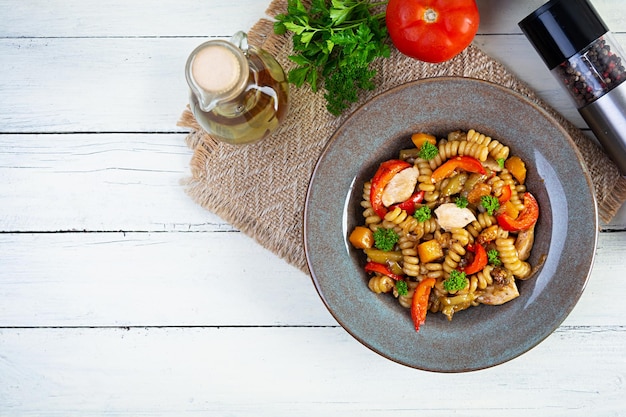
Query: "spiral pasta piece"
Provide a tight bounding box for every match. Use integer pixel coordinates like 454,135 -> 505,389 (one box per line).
428,139 -> 490,169
496,237 -> 531,279
398,281 -> 419,309
451,227 -> 471,246
360,182 -> 381,230
427,139 -> 452,169
398,235 -> 420,277
473,264 -> 495,290
435,230 -> 452,249
500,170 -> 525,211
399,216 -> 421,237
423,190 -> 440,206
466,128 -> 510,160
415,262 -> 443,280
459,140 -> 490,161
421,217 -> 439,235
466,212 -> 497,239
487,173 -> 506,198
382,207 -> 408,233
368,275 -> 395,294
415,158 -> 433,183
442,228 -> 471,275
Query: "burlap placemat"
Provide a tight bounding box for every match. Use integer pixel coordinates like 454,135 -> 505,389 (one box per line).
178,0 -> 626,274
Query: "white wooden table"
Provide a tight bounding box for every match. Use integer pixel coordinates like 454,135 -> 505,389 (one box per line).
1,1 -> 626,415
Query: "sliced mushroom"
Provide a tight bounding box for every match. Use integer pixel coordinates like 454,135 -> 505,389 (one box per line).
477,225 -> 499,244
476,279 -> 519,305
490,266 -> 512,286
515,225 -> 535,261
482,156 -> 503,172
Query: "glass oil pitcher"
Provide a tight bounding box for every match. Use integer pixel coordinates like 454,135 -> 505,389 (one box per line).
185,31 -> 289,145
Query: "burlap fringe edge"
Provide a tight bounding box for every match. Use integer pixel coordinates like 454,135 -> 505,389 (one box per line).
181,169 -> 310,273
598,179 -> 626,225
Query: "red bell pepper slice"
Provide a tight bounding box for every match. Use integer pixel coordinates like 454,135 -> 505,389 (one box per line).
498,184 -> 512,205
431,155 -> 486,184
364,261 -> 404,281
390,190 -> 425,215
496,192 -> 539,232
411,277 -> 436,332
461,243 -> 488,275
369,159 -> 412,218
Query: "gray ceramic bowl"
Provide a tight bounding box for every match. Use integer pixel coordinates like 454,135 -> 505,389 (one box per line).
304,77 -> 598,372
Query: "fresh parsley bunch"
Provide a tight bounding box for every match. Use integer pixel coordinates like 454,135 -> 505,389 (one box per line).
274,0 -> 390,115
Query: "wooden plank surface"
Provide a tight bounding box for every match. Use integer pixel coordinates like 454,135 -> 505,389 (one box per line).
0,133 -> 218,231
0,36 -> 569,132
1,326 -> 625,416
1,0 -> 624,37
2,133 -> 624,232
0,231 -> 624,327
0,0 -> 271,37
7,34 -> 626,133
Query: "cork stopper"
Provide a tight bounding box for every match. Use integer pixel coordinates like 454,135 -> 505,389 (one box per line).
191,44 -> 241,93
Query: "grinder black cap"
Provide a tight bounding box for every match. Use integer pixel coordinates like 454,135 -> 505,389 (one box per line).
518,0 -> 608,69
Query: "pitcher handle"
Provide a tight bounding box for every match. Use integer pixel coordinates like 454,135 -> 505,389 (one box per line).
230,31 -> 249,55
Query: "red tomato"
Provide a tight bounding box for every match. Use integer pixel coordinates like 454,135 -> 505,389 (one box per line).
386,0 -> 480,63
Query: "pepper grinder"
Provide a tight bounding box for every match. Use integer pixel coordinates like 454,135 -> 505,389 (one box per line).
519,0 -> 626,174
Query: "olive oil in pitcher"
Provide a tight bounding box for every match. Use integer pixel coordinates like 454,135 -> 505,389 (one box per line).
185,32 -> 289,145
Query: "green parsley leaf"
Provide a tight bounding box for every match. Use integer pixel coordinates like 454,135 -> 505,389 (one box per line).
324,63 -> 375,115
455,196 -> 469,209
274,21 -> 287,35
413,206 -> 432,222
396,280 -> 408,296
497,158 -> 505,169
373,227 -> 399,252
418,141 -> 439,160
488,249 -> 502,266
283,21 -> 307,36
443,270 -> 468,292
274,0 -> 389,115
481,195 -> 500,216
287,65 -> 311,88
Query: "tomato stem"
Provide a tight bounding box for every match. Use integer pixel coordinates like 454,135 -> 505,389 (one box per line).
423,8 -> 438,23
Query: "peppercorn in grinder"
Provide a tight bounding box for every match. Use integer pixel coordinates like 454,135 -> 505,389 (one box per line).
519,0 -> 626,175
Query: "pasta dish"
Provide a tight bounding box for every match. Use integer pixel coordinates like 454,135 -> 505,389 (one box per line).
349,129 -> 540,331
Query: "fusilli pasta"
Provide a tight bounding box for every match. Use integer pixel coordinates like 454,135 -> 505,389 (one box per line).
348,129 -> 540,331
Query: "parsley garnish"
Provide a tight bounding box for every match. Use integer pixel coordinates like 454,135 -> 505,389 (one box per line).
413,206 -> 432,222
455,196 -> 469,209
488,249 -> 502,266
480,195 -> 500,216
274,0 -> 390,115
418,141 -> 439,160
497,158 -> 505,169
396,280 -> 408,296
443,270 -> 468,292
373,227 -> 399,251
